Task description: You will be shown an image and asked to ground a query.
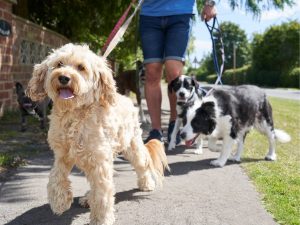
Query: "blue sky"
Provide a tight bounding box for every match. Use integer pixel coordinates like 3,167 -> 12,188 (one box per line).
190,0 -> 300,62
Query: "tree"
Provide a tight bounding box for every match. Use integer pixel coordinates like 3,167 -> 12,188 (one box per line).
196,0 -> 295,17
196,21 -> 250,80
13,0 -> 141,67
251,20 -> 300,86
217,22 -> 251,71
13,0 -> 296,66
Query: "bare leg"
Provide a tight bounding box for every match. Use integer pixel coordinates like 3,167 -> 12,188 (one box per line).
145,63 -> 163,130
165,60 -> 183,122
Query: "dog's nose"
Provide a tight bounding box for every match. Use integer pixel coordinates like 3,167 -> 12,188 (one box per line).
58,75 -> 70,85
179,92 -> 185,98
180,132 -> 186,140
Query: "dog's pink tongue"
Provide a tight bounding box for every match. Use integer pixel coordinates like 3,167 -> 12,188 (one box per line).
185,139 -> 194,147
59,88 -> 74,99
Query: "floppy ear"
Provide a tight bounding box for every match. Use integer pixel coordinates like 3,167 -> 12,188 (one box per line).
191,76 -> 199,89
26,61 -> 48,101
15,82 -> 24,96
168,78 -> 176,93
94,57 -> 117,106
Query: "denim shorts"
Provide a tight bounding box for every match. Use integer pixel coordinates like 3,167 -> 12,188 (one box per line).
139,14 -> 193,64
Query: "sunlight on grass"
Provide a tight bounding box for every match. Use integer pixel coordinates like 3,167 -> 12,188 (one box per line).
241,97 -> 300,225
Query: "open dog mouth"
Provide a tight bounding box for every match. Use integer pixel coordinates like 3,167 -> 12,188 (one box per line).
185,133 -> 200,147
177,96 -> 186,101
58,88 -> 74,99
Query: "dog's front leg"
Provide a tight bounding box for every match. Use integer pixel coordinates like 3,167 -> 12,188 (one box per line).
85,159 -> 115,225
210,136 -> 234,167
47,156 -> 74,215
194,136 -> 203,154
168,119 -> 181,151
20,113 -> 27,132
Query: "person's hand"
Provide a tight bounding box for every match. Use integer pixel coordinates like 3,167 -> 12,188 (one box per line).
201,0 -> 217,22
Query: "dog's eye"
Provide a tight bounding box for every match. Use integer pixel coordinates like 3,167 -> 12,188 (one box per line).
77,64 -> 85,71
57,61 -> 64,68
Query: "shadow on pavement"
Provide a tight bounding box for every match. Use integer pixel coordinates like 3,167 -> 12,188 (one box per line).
4,188 -> 149,225
4,197 -> 88,225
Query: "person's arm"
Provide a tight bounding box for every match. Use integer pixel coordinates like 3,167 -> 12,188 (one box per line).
201,0 -> 217,22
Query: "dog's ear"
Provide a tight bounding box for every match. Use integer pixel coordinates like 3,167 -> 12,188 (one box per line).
168,78 -> 177,93
194,101 -> 216,134
191,76 -> 199,89
15,82 -> 24,96
26,60 -> 48,101
93,57 -> 117,107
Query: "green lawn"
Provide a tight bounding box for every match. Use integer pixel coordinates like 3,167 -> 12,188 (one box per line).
241,97 -> 300,225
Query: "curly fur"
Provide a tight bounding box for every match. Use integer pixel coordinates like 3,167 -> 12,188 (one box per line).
26,43 -> 168,225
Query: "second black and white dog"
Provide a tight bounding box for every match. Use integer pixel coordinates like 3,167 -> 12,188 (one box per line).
168,75 -> 209,153
180,85 -> 291,167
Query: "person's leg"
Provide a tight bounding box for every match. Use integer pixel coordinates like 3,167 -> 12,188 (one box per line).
145,63 -> 163,130
165,60 -> 184,122
139,15 -> 165,142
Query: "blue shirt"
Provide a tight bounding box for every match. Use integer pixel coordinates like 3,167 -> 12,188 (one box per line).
140,0 -> 197,16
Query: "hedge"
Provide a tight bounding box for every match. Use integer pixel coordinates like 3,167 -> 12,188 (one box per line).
203,66 -> 299,88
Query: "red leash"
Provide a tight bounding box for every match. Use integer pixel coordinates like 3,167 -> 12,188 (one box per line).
101,1 -> 135,54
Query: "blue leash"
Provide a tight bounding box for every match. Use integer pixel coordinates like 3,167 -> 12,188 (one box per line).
205,17 -> 225,86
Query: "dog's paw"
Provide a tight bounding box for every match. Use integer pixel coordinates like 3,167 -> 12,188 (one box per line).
194,148 -> 203,155
90,214 -> 115,225
168,142 -> 176,151
228,155 -> 241,163
79,195 -> 89,208
138,175 -> 155,191
210,160 -> 225,167
48,185 -> 73,215
265,153 -> 277,161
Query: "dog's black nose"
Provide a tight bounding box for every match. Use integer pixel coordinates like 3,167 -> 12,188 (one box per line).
179,92 -> 185,98
58,75 -> 70,85
180,132 -> 186,140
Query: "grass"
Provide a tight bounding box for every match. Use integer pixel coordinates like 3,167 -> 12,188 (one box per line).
241,97 -> 300,225
0,110 -> 49,171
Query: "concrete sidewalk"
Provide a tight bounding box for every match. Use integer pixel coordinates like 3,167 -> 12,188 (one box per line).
0,84 -> 278,225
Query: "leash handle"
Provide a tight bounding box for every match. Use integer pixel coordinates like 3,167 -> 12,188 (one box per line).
205,17 -> 224,85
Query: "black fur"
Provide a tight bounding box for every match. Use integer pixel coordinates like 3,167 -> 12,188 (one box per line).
15,82 -> 51,132
191,101 -> 216,135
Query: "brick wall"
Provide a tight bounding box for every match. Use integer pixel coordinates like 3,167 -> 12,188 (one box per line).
0,0 -> 69,109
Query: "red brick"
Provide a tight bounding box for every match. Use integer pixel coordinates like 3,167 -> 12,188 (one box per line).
3,11 -> 12,21
0,73 -> 11,81
0,91 -> 9,98
4,81 -> 13,89
0,65 -> 11,73
0,1 -> 12,12
1,54 -> 12,64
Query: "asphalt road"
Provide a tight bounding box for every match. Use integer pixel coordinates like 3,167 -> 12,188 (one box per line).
0,84 -> 279,225
200,83 -> 300,101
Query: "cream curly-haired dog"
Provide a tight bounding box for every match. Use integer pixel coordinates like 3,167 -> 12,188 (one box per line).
26,43 -> 169,225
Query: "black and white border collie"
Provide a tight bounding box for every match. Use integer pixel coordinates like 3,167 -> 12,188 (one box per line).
168,75 -> 209,153
180,85 -> 291,167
